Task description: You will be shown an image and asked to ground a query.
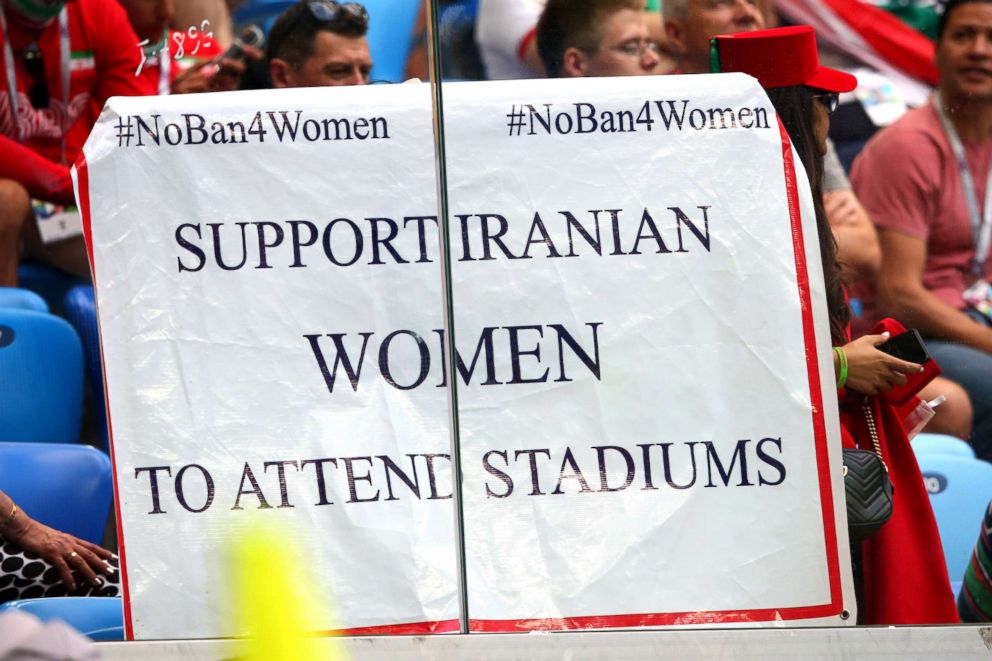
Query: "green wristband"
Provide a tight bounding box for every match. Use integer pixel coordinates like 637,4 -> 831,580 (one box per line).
834,347 -> 848,389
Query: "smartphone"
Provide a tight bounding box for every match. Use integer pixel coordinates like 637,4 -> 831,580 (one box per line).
878,329 -> 929,364
875,328 -> 940,405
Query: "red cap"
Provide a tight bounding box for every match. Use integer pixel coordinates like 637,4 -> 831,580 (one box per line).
712,26 -> 856,93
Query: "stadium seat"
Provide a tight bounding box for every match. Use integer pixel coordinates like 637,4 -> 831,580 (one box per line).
0,287 -> 48,313
63,286 -> 108,453
918,454 -> 992,589
912,433 -> 976,459
0,443 -> 113,544
0,598 -> 123,641
363,0 -> 420,82
0,309 -> 83,444
16,262 -> 86,316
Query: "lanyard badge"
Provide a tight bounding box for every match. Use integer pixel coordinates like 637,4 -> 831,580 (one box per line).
0,3 -> 70,163
935,91 -> 992,275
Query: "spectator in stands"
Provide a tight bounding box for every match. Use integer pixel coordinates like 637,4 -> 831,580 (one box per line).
536,0 -> 662,78
715,24 -> 958,626
663,0 -> 762,75
118,0 -> 258,95
0,0 -> 152,286
479,0 -> 673,80
475,0 -> 545,80
851,0 -> 992,460
0,488 -> 118,602
267,0 -> 371,88
668,0 -> 974,440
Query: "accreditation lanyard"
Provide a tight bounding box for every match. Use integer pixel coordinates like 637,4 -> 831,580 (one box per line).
0,4 -> 70,163
155,29 -> 170,96
935,92 -> 992,275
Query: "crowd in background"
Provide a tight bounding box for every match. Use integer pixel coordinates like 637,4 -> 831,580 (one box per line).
3,0 -> 992,628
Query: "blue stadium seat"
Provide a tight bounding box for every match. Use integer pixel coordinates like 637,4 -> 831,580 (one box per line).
0,309 -> 83,444
233,0 -> 293,26
0,597 -> 123,640
918,454 -> 992,589
363,0 -> 420,82
63,286 -> 108,453
0,443 -> 112,544
0,287 -> 48,312
912,433 -> 976,459
16,262 -> 86,316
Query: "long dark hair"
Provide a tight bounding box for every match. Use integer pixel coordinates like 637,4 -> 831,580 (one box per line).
765,86 -> 850,345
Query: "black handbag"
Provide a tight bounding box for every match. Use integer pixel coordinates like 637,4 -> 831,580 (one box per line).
843,401 -> 894,541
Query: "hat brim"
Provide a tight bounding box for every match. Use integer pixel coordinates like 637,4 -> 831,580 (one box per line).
807,66 -> 857,93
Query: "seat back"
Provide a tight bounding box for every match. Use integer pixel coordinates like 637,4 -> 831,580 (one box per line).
0,443 -> 113,544
912,432 -> 976,459
919,454 -> 992,586
0,309 -> 83,443
363,0 -> 420,82
16,262 -> 86,316
0,287 -> 48,313
0,597 -> 123,639
63,286 -> 108,453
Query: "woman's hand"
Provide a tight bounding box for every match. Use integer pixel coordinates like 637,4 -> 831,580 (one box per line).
3,510 -> 114,591
842,332 -> 925,396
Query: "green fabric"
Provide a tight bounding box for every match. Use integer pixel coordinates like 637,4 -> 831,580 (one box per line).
10,0 -> 64,21
964,543 -> 992,616
645,0 -> 660,11
709,40 -> 721,74
881,2 -> 939,40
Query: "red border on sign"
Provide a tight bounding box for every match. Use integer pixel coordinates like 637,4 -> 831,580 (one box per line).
460,119 -> 844,633
334,619 -> 461,636
81,116 -> 842,638
75,152 -> 136,640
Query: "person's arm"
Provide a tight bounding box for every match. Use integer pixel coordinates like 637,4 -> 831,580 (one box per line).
0,135 -> 74,205
91,0 -> 156,103
476,0 -> 545,78
0,489 -> 114,590
825,190 -> 881,279
833,331 -> 924,395
875,227 -> 992,353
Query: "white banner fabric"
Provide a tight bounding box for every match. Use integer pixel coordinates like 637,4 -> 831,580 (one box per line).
77,85 -> 458,639
76,75 -> 854,639
441,75 -> 853,629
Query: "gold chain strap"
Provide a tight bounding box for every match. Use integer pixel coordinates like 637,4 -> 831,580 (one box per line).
862,400 -> 888,473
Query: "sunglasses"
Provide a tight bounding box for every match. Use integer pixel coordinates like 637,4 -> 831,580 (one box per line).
305,0 -> 368,26
813,92 -> 840,114
20,43 -> 49,109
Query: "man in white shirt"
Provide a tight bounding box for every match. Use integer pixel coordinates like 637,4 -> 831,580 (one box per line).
475,0 -> 546,80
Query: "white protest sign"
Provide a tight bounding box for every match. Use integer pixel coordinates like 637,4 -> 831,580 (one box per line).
440,75 -> 853,629
76,85 -> 459,639
76,75 -> 854,640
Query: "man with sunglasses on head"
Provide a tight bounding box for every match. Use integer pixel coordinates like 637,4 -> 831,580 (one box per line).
536,0 -> 662,78
267,0 -> 371,88
0,0 -> 153,285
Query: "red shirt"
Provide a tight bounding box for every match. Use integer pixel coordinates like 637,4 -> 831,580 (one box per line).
0,0 -> 153,204
851,101 -> 992,311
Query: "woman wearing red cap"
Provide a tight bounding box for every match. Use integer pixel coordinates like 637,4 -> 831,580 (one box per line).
713,26 -> 958,625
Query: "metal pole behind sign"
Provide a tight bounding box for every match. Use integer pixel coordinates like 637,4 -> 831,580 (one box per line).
426,0 -> 470,635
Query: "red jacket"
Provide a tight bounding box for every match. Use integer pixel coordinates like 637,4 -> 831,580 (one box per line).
839,392 -> 959,624
0,0 -> 153,204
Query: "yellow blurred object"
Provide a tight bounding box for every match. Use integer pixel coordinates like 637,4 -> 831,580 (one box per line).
231,523 -> 347,661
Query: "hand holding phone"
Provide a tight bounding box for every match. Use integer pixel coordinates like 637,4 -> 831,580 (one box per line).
872,323 -> 941,405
